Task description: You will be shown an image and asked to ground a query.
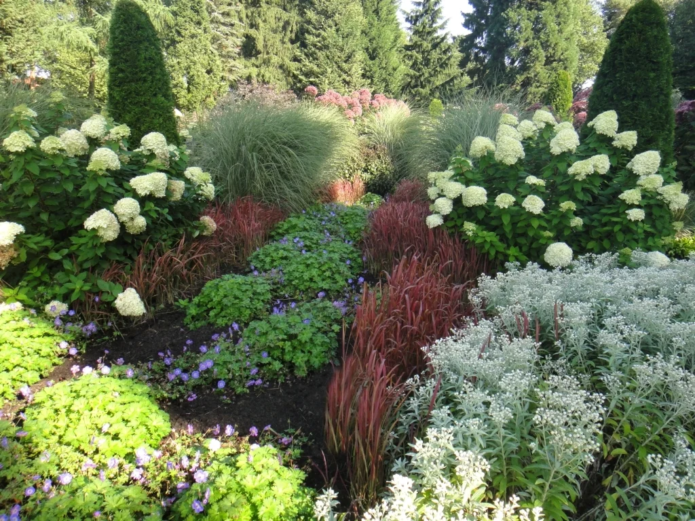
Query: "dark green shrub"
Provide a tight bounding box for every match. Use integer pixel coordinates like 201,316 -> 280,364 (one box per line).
675,101 -> 695,190
587,0 -> 675,162
182,274 -> 273,329
670,0 -> 695,100
667,235 -> 695,259
546,70 -> 573,117
107,0 -> 179,144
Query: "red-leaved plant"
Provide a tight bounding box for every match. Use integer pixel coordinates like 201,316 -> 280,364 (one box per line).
388,179 -> 428,204
321,178 -> 366,206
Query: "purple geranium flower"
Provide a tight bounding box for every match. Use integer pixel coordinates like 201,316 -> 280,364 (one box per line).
57,472 -> 72,485
25,486 -> 35,496
192,500 -> 205,514
193,469 -> 209,483
217,380 -> 225,389
249,426 -> 258,437
225,425 -> 234,436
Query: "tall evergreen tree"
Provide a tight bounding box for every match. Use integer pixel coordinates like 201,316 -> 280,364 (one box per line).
360,0 -> 406,95
166,0 -> 224,112
459,0 -> 517,88
240,0 -> 300,89
588,0 -> 674,162
295,0 -> 365,92
545,70 -> 573,116
207,0 -> 244,85
506,0 -> 606,102
402,0 -> 459,102
603,0 -> 678,32
108,0 -> 178,144
670,0 -> 695,99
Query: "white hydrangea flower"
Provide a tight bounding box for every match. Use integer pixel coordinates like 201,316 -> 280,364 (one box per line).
494,136 -> 525,165
114,288 -> 146,317
39,136 -> 65,155
463,221 -> 477,236
113,198 -> 141,223
658,183 -> 689,212
497,124 -> 522,141
198,182 -> 215,201
619,188 -> 642,205
469,136 -> 496,159
426,214 -> 443,228
84,209 -> 120,242
0,244 -> 18,270
549,128 -> 580,155
570,217 -> 583,228
544,242 -> 573,268
80,115 -> 108,139
554,121 -> 575,133
568,159 -> 594,181
587,110 -> 619,137
525,175 -> 546,187
626,208 -> 645,221
0,222 -> 25,246
200,215 -> 217,236
167,179 -> 186,202
433,197 -> 454,215
441,181 -> 465,199
87,147 -> 121,173
0,302 -> 23,314
590,154 -> 611,175
461,186 -> 488,207
129,172 -> 168,198
124,216 -> 147,235
522,195 -> 545,214
559,201 -> 577,212
106,124 -> 131,142
427,171 -> 454,184
426,186 -> 440,200
184,166 -> 213,186
500,113 -> 519,127
3,130 -> 35,153
44,300 -> 68,317
517,120 -> 539,139
612,131 -> 638,150
673,221 -> 684,231
12,104 -> 37,119
140,132 -> 169,162
632,250 -> 670,268
495,193 -> 515,209
627,151 -> 661,177
532,109 -> 557,128
60,130 -> 89,157
637,174 -> 664,191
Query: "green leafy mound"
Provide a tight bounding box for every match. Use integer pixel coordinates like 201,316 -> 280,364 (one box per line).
0,307 -> 74,401
183,274 -> 273,329
270,204 -> 369,244
172,446 -> 314,520
22,375 -> 170,470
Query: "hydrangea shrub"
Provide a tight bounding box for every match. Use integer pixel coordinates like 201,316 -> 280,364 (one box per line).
426,109 -> 687,265
0,99 -> 215,308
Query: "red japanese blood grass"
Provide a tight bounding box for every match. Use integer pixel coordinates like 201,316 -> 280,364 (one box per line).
362,199 -> 490,285
388,178 -> 428,203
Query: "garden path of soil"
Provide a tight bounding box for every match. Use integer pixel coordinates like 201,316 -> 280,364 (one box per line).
23,309 -> 338,492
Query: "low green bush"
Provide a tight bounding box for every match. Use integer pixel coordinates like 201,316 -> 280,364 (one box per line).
191,102 -> 358,212
0,98 -> 214,308
172,446 -> 315,520
0,305 -> 75,401
182,274 -> 273,329
22,375 -> 171,471
667,235 -> 695,258
427,109 -> 686,265
270,204 -> 369,244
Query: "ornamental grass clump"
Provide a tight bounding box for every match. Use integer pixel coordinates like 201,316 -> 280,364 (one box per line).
425,109 -> 686,266
0,101 -> 216,308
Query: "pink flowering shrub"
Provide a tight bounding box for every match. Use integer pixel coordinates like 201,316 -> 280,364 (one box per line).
307,86 -> 408,121
572,87 -> 592,129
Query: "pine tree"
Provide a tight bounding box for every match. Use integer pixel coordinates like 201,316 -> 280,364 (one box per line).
545,70 -> 573,116
207,0 -> 244,85
603,0 -> 678,32
588,0 -> 675,162
360,0 -> 406,95
107,0 -> 179,144
295,0 -> 365,92
459,0 -> 517,88
402,0 -> 460,102
670,0 -> 695,99
240,0 -> 300,90
506,0 -> 606,102
0,0 -> 47,79
166,0 -> 224,112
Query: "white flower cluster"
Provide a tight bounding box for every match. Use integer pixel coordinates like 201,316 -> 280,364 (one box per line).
463,221 -> 477,236
618,188 -> 642,205
549,128 -> 580,155
469,137 -> 496,159
0,222 -> 25,246
3,130 -> 35,153
461,186 -> 487,207
525,175 -> 546,187
87,147 -> 121,173
80,115 -> 108,139
636,174 -> 664,192
441,181 -> 465,199
199,216 -> 217,236
500,113 -> 519,126
13,104 -> 37,119
494,136 -> 525,165
112,198 -> 146,234
60,130 -> 89,157
184,167 -> 215,201
140,132 -> 170,163
518,120 -> 539,140
559,201 -> 576,212
587,110 -> 619,137
426,214 -> 443,229
495,193 -> 516,209
433,197 -> 453,215
554,121 -> 575,133
167,179 -> 186,201
106,124 -> 131,142
40,136 -> 65,155
83,209 -> 120,242
129,172 -> 168,198
532,109 -> 557,128
657,182 -> 690,212
522,195 -> 545,215
497,123 -> 522,141
626,208 -> 645,221
114,288 -> 146,317
648,437 -> 695,503
612,131 -> 638,150
627,151 -> 661,177
544,242 -> 573,268
44,300 -> 68,317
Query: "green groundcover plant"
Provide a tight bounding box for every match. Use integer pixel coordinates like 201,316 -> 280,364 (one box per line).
0,304 -> 75,401
425,109 -> 687,266
181,274 -> 273,330
0,98 -> 215,308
